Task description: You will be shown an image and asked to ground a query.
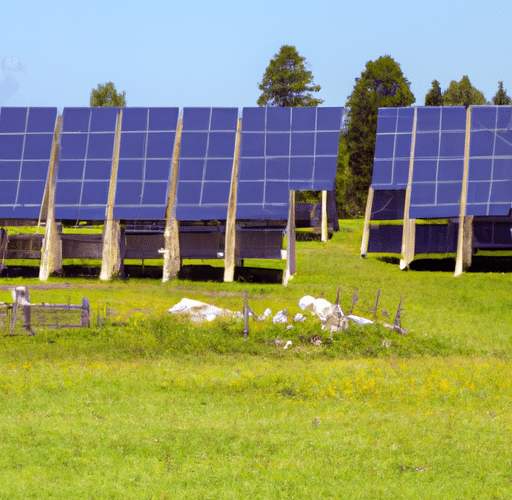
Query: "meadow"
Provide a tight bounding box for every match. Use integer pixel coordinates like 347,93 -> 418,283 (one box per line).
1,220 -> 511,499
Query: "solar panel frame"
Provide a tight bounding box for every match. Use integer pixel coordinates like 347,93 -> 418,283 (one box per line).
175,107 -> 238,221
55,107 -> 118,220
0,107 -> 58,219
467,106 -> 512,216
371,107 -> 414,191
113,107 -> 179,220
409,106 -> 467,219
237,106 -> 343,220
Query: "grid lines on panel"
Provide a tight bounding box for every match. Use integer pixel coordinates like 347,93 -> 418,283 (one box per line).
114,108 -> 179,220
175,108 -> 238,220
371,107 -> 414,190
237,107 -> 342,220
55,107 -> 118,220
409,106 -> 467,218
0,107 -> 57,218
467,106 -> 512,216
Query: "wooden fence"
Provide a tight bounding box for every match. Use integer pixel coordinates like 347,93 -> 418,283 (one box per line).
0,286 -> 90,335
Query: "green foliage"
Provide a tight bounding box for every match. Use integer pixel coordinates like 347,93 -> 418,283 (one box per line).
90,81 -> 126,107
257,45 -> 323,107
424,79 -> 443,106
442,75 -> 486,106
492,81 -> 512,105
341,56 -> 415,217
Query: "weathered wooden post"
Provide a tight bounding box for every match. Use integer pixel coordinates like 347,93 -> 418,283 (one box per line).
400,107 -> 418,270
100,109 -> 123,281
455,107 -> 473,277
40,115 -> 63,280
224,117 -> 242,282
162,116 -> 183,282
283,190 -> 297,286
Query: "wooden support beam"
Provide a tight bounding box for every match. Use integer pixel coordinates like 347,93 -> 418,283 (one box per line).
0,228 -> 8,272
162,116 -> 183,282
321,190 -> 328,242
400,218 -> 416,270
455,107 -> 473,277
283,190 -> 296,286
360,187 -> 374,257
40,115 -> 63,280
400,107 -> 418,270
224,117 -> 242,282
100,109 -> 123,281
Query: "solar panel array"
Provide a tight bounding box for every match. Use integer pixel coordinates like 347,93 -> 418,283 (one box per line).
371,105 -> 512,220
0,107 -> 57,218
0,106 -> 343,222
237,107 -> 343,219
114,107 -> 179,220
175,107 -> 238,221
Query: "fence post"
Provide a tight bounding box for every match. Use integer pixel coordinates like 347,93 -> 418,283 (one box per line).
81,297 -> 91,328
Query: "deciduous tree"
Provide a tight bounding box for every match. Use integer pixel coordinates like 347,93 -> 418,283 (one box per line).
257,45 -> 323,107
90,81 -> 126,107
442,76 -> 486,106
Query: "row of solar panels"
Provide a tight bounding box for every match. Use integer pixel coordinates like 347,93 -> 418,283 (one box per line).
371,105 -> 512,219
0,106 -> 343,221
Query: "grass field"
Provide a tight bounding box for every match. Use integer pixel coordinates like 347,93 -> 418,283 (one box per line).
1,220 -> 511,499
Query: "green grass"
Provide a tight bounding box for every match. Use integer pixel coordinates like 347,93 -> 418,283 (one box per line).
1,220 -> 512,498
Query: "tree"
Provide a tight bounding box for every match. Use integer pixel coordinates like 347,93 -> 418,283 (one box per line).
257,45 -> 323,107
90,81 -> 126,107
442,76 -> 486,106
425,80 -> 443,106
492,81 -> 511,105
340,55 -> 415,216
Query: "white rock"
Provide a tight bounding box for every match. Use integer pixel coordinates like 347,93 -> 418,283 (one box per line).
272,309 -> 288,324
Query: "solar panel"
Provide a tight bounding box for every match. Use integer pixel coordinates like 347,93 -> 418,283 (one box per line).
0,107 -> 57,218
114,108 -> 179,219
409,107 -> 467,219
175,108 -> 238,220
466,106 -> 512,216
55,107 -> 118,220
237,107 -> 343,220
371,107 -> 414,190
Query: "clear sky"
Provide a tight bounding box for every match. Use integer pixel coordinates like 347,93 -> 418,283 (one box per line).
1,0 -> 511,110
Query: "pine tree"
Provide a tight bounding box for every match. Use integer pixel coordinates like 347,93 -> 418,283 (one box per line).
341,56 -> 415,216
257,46 -> 323,107
425,80 -> 443,106
492,81 -> 511,105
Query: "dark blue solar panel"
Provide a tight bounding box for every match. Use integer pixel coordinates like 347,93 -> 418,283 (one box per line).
466,106 -> 512,216
371,107 -> 414,191
410,107 -> 466,218
0,107 -> 27,133
114,108 -> 179,220
56,107 -> 117,220
0,107 -> 57,218
176,108 -> 237,221
237,107 -> 343,219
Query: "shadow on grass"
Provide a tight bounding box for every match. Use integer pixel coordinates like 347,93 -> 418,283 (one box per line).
1,264 -> 283,283
179,265 -> 283,284
378,255 -> 512,273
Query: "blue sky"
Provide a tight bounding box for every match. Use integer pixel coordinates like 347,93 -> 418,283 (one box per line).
1,0 -> 511,110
